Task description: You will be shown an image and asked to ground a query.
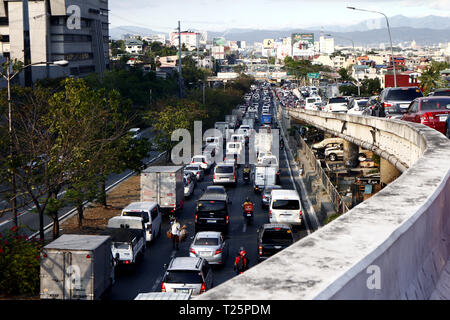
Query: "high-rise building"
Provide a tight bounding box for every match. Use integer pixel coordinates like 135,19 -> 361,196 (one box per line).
0,0 -> 110,84
319,35 -> 334,54
170,30 -> 201,51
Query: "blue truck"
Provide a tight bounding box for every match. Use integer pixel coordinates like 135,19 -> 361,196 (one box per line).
261,113 -> 272,125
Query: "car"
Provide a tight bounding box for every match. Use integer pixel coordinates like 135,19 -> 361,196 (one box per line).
191,155 -> 212,174
401,97 -> 450,136
428,88 -> 450,97
325,143 -> 344,161
162,257 -> 213,296
213,163 -> 236,186
183,175 -> 195,198
184,164 -> 204,182
257,223 -> 294,262
121,201 -> 162,242
347,98 -> 369,115
379,87 -> 423,119
226,141 -> 243,159
189,231 -> 228,266
261,185 -> 282,208
269,189 -> 303,226
323,97 -> 348,113
304,97 -> 321,111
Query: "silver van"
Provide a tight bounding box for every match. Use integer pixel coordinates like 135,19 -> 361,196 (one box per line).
213,163 -> 236,186
121,202 -> 162,242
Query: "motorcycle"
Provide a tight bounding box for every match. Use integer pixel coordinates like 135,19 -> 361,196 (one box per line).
243,171 -> 250,184
243,202 -> 254,225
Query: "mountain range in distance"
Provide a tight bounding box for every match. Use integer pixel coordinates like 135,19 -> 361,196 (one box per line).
110,15 -> 450,46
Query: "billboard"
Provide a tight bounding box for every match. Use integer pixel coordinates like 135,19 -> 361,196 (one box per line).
292,33 -> 314,57
213,37 -> 225,46
263,38 -> 274,49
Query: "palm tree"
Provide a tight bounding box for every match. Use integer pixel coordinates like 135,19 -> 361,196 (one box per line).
419,61 -> 449,95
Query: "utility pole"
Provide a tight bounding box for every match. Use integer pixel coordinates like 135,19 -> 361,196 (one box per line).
178,21 -> 183,98
23,0 -> 32,86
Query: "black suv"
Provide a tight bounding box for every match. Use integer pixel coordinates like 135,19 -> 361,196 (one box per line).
195,193 -> 229,234
257,223 -> 294,262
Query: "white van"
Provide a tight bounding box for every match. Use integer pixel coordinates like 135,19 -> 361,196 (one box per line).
269,189 -> 302,226
121,202 -> 162,242
226,141 -> 243,156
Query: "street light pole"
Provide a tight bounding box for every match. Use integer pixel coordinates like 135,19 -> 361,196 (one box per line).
346,6 -> 397,87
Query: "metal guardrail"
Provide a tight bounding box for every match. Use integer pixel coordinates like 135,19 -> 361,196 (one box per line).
292,122 -> 349,214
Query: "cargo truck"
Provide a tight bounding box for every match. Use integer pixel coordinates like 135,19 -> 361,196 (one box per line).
253,165 -> 277,193
40,234 -> 116,300
141,166 -> 184,214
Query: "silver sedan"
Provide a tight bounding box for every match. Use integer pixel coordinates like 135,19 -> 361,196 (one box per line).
189,231 -> 228,266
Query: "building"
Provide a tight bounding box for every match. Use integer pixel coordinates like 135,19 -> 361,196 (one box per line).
0,0 -> 110,84
142,34 -> 166,44
124,39 -> 143,55
319,35 -> 334,55
170,30 -> 201,51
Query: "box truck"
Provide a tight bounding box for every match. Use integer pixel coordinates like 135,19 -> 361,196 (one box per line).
40,234 -> 115,300
141,166 -> 184,214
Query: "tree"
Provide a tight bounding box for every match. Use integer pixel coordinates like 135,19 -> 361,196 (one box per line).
338,67 -> 355,82
419,61 -> 449,95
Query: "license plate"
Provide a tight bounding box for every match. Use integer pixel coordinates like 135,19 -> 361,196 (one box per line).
439,115 -> 448,122
400,104 -> 409,109
274,246 -> 282,249
207,219 -> 217,223
175,289 -> 190,294
201,251 -> 214,256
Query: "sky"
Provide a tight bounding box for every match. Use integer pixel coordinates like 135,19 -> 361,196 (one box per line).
109,0 -> 450,32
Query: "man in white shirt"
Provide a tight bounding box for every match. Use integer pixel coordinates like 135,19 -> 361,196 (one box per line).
170,218 -> 181,250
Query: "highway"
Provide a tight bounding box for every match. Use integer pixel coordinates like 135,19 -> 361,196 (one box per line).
108,89 -> 315,300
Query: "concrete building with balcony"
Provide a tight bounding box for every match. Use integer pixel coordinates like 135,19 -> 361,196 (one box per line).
0,0 -> 109,85
170,30 -> 201,51
124,38 -> 143,55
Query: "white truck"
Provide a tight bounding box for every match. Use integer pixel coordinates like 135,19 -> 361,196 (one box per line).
40,234 -> 116,300
253,165 -> 277,193
106,216 -> 146,265
214,122 -> 231,141
141,166 -> 185,214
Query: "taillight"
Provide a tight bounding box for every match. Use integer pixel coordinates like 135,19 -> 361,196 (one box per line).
299,210 -> 303,219
269,210 -> 272,218
421,112 -> 434,122
148,224 -> 152,233
161,282 -> 166,292
190,248 -> 196,254
262,195 -> 267,199
384,102 -> 393,109
215,249 -> 222,255
213,174 -> 216,180
86,254 -> 91,259
226,216 -> 229,224
124,260 -> 130,264
258,245 -> 263,255
200,282 -> 206,293
195,214 -> 198,223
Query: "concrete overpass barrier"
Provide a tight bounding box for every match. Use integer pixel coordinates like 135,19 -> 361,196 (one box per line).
197,109 -> 450,300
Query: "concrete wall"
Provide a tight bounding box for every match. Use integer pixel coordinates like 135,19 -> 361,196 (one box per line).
196,109 -> 450,300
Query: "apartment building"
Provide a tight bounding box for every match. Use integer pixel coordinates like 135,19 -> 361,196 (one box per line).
0,0 -> 109,85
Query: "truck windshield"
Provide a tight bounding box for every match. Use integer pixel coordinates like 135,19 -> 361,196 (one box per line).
262,230 -> 293,245
272,199 -> 300,210
165,270 -> 203,284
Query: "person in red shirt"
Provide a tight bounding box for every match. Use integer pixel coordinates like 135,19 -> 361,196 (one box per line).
234,248 -> 249,275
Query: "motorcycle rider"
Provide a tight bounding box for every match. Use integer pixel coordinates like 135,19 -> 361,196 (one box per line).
243,164 -> 251,182
242,196 -> 254,220
234,247 -> 250,275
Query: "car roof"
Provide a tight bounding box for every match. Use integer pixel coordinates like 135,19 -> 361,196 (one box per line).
271,189 -> 300,199
195,231 -> 222,239
123,201 -> 158,211
168,257 -> 203,271
416,96 -> 450,101
199,193 -> 228,201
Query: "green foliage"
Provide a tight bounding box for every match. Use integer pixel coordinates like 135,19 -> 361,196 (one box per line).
324,212 -> 341,225
0,226 -> 41,295
419,60 -> 449,95
339,84 -> 358,96
337,68 -> 355,82
283,56 -> 332,83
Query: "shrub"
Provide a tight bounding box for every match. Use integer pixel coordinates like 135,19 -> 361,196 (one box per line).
0,226 -> 41,295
